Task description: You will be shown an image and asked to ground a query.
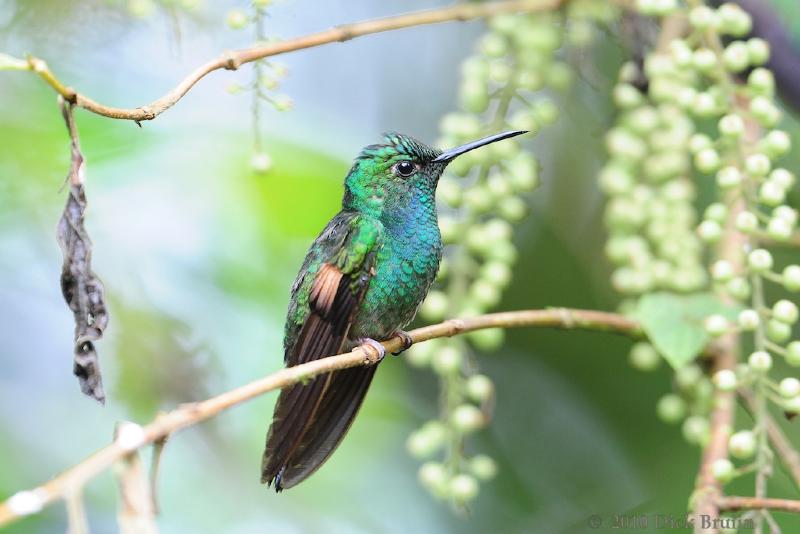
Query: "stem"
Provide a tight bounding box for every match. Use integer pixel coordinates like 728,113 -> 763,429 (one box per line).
13,0 -> 566,123
0,307 -> 640,528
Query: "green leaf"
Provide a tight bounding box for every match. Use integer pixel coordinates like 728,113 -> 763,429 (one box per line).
635,292 -> 739,369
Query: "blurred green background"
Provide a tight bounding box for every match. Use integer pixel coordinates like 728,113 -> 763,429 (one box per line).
3,1 -> 800,533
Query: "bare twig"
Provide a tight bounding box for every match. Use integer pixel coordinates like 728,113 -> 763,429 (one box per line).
718,496 -> 800,514
149,435 -> 168,515
0,308 -> 640,528
692,195 -> 747,532
114,425 -> 158,534
64,489 -> 88,534
12,0 -> 563,123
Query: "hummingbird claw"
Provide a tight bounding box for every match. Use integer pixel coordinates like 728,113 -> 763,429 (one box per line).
391,330 -> 413,356
358,338 -> 385,365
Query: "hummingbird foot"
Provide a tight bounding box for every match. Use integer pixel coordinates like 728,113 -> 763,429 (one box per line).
390,330 -> 413,356
357,338 -> 385,365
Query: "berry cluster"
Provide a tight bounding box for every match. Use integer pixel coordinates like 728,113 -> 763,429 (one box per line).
407,1 -> 617,507
226,0 -> 292,175
613,2 -> 799,523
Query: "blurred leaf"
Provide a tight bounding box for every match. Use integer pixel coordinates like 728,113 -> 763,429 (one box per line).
635,292 -> 738,369
113,303 -> 217,419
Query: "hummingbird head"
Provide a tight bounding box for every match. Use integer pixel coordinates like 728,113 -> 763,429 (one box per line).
342,130 -> 526,219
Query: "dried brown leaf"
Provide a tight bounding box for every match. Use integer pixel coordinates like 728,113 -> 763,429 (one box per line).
57,99 -> 108,403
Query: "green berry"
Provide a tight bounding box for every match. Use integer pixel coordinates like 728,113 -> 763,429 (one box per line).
704,203 -> 728,223
745,153 -> 771,176
697,220 -> 722,243
748,68 -> 775,95
767,217 -> 792,241
750,96 -> 781,127
467,328 -> 505,351
787,341 -> 800,366
433,345 -> 463,375
712,458 -> 735,483
629,342 -> 660,371
689,133 -> 712,153
420,291 -> 449,321
773,299 -> 799,324
406,340 -> 438,368
250,152 -> 272,174
695,148 -> 721,173
480,33 -> 509,58
718,114 -> 744,137
722,41 -> 750,73
735,211 -> 758,233
780,378 -> 800,398
692,48 -> 717,73
783,265 -> 800,292
729,430 -> 756,459
469,455 -> 498,481
726,277 -> 751,301
718,3 -> 752,36
705,314 -> 728,337
716,166 -> 741,189
711,260 -> 734,282
418,462 -> 449,496
682,416 -> 709,446
614,84 -> 643,109
748,248 -> 773,273
748,350 -> 772,372
712,369 -> 737,391
762,130 -> 791,157
657,394 -> 686,423
737,309 -> 760,330
770,168 -> 796,189
226,9 -> 249,29
689,5 -> 717,30
747,38 -> 770,65
759,181 -> 786,207
774,206 -> 798,225
767,319 -> 792,343
466,374 -> 494,402
449,474 -> 479,504
499,196 -> 527,221
451,404 -> 485,433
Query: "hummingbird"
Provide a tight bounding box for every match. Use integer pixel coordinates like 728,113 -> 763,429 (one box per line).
261,129 -> 526,491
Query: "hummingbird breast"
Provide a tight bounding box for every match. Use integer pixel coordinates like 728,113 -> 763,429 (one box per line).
350,196 -> 442,340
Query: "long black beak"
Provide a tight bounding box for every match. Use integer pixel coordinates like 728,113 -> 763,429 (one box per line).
432,130 -> 528,163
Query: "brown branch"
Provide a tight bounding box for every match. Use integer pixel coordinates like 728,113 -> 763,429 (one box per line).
0,308 -> 639,528
15,0 -> 563,122
692,200 -> 747,531
718,496 -> 800,514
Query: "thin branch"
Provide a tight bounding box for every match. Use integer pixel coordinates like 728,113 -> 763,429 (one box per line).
0,307 -> 640,528
718,496 -> 800,514
13,0 -> 564,123
739,388 -> 800,490
692,196 -> 747,530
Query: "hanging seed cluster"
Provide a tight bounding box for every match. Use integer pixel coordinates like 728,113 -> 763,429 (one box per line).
406,1 -> 617,507
614,1 -> 800,515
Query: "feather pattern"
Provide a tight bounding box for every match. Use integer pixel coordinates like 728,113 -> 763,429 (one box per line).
261,212 -> 382,490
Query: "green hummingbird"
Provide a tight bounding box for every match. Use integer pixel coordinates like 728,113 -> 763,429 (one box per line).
261,129 -> 526,491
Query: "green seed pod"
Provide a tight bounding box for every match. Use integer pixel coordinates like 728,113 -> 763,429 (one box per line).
467,328 -> 505,351
469,454 -> 498,481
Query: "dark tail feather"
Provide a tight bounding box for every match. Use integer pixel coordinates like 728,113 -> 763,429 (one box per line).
261,365 -> 377,491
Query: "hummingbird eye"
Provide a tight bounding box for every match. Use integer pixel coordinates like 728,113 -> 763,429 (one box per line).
392,160 -> 418,178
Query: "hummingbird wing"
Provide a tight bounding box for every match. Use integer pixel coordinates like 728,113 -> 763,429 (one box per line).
262,211 -> 382,491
